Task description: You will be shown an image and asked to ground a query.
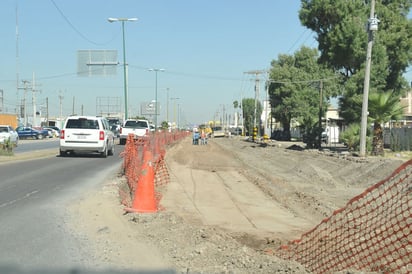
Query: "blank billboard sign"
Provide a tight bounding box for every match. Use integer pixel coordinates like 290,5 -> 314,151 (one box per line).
77,50 -> 118,77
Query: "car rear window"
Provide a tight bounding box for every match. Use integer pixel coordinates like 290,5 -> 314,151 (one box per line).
124,120 -> 148,128
66,118 -> 99,129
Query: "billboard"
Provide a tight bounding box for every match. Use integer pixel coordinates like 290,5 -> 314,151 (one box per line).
140,101 -> 160,116
77,50 -> 118,77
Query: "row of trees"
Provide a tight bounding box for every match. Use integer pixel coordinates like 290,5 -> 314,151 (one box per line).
262,0 -> 411,155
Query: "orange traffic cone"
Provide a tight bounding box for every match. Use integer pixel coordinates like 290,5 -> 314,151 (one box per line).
125,150 -> 157,213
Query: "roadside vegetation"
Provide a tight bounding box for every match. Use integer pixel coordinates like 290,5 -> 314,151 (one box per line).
0,138 -> 14,156
239,0 -> 411,155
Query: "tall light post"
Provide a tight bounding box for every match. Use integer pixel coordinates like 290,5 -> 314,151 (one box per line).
166,88 -> 170,123
177,103 -> 181,130
148,68 -> 164,130
107,17 -> 137,120
170,97 -> 180,129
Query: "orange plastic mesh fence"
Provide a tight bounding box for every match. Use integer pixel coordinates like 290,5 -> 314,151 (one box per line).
277,159 -> 412,273
120,131 -> 190,208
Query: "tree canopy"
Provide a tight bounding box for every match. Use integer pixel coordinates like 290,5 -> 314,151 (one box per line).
241,98 -> 262,136
299,0 -> 412,123
268,46 -> 339,140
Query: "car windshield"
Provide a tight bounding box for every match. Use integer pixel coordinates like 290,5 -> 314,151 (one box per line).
66,118 -> 99,129
0,126 -> 8,133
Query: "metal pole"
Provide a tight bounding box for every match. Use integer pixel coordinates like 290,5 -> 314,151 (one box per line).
360,0 -> 376,157
148,68 -> 164,130
108,18 -> 137,119
166,88 -> 169,123
121,21 -> 128,120
177,103 -> 180,129
318,80 -> 323,150
264,80 -> 269,136
154,70 -> 158,131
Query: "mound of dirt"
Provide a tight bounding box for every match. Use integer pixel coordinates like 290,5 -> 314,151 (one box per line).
71,136 -> 406,273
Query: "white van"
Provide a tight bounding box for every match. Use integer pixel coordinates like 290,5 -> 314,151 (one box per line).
59,116 -> 115,157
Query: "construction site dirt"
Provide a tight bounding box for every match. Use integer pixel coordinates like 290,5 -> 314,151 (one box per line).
69,136 -> 410,273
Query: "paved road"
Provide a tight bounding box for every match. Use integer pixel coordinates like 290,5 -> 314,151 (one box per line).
0,145 -> 125,272
13,138 -> 60,154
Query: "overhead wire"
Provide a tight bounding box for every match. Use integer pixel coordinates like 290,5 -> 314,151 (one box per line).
286,28 -> 310,54
50,0 -> 118,46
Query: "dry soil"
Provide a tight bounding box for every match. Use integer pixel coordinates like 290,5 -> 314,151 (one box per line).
69,136 -> 409,273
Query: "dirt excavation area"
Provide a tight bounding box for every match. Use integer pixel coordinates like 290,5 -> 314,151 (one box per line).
70,136 -> 410,273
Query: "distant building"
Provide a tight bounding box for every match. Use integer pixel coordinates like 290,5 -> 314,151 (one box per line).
400,90 -> 412,127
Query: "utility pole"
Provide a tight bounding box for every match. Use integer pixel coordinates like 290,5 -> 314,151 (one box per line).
59,91 -> 64,125
318,80 -> 323,150
45,97 -> 49,124
166,88 -> 170,123
31,72 -> 41,127
360,0 -> 379,157
20,80 -> 30,126
244,70 -> 266,138
72,96 -> 75,115
170,97 -> 180,129
15,2 -> 20,116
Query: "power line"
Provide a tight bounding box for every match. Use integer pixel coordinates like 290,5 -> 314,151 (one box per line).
286,29 -> 316,54
50,0 -> 118,46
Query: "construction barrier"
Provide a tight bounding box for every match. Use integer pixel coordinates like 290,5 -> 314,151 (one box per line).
276,159 -> 412,273
120,130 -> 190,213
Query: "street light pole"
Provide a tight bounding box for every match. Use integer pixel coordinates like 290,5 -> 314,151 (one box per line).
148,68 -> 164,131
166,88 -> 170,123
170,97 -> 180,130
107,17 -> 137,120
177,103 -> 181,129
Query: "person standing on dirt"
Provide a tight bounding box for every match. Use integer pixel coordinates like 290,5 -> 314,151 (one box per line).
200,130 -> 206,145
192,129 -> 200,145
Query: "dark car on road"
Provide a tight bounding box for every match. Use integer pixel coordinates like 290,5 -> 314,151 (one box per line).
16,126 -> 49,140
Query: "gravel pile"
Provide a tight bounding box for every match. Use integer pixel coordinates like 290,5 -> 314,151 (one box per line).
126,212 -> 308,273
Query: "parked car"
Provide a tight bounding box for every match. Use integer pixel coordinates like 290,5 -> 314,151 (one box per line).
229,127 -> 243,135
211,126 -> 225,138
43,127 -> 60,138
59,115 -> 115,157
0,125 -> 19,146
44,126 -> 61,134
16,126 -> 49,139
107,118 -> 121,137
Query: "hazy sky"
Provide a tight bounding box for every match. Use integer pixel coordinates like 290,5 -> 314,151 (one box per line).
0,1 -> 410,126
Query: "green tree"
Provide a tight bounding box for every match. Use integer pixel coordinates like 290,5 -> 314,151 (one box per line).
160,120 -> 169,130
340,123 -> 371,152
269,46 -> 338,141
368,91 -> 405,155
299,0 -> 412,123
241,98 -> 262,136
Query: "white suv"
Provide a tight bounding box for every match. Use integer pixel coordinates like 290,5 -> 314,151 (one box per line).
59,116 -> 115,157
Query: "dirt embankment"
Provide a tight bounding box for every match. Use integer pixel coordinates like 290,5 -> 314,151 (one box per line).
70,136 -> 407,273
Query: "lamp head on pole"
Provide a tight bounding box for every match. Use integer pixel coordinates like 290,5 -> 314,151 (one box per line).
107,17 -> 138,23
148,68 -> 165,72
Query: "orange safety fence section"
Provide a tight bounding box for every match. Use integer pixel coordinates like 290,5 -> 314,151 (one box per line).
120,130 -> 190,213
276,159 -> 412,273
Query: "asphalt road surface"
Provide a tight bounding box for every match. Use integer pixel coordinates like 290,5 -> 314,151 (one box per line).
0,146 -> 129,273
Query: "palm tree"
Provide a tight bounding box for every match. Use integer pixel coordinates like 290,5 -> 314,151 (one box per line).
367,91 -> 405,156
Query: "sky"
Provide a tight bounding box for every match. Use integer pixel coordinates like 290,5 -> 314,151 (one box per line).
0,0 -> 411,127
